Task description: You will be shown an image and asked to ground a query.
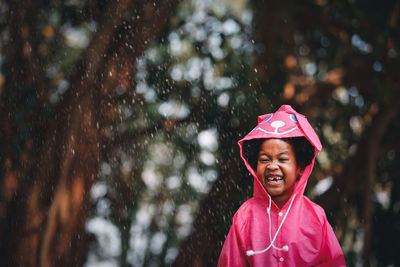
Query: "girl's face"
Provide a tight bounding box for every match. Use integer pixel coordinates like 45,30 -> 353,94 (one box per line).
256,139 -> 303,209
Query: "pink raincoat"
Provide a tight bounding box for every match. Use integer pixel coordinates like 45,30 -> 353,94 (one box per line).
218,105 -> 345,266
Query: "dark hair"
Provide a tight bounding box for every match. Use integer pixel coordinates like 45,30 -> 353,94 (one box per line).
243,139 -> 263,171
284,137 -> 315,169
242,137 -> 315,171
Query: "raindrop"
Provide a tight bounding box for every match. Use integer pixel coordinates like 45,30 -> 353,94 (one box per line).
387,150 -> 395,160
372,61 -> 382,72
320,36 -> 330,47
388,48 -> 397,58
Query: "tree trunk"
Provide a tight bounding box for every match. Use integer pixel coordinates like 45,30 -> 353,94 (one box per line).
5,88 -> 100,267
0,0 -> 181,266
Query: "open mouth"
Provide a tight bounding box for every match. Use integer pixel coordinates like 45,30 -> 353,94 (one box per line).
266,176 -> 284,182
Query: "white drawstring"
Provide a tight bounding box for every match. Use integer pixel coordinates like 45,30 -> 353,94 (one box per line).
246,194 -> 296,256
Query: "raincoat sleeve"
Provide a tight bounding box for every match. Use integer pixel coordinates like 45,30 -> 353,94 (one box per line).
218,215 -> 249,267
314,216 -> 346,266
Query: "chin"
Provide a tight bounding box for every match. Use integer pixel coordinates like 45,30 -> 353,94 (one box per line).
265,189 -> 282,197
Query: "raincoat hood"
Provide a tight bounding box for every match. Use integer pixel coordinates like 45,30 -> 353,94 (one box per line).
218,105 -> 345,266
238,105 -> 322,205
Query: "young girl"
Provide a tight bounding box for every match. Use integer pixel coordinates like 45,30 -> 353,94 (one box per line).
218,105 -> 345,266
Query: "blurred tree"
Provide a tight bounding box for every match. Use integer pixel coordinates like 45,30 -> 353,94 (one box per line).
85,1 -> 258,265
0,0 -> 180,266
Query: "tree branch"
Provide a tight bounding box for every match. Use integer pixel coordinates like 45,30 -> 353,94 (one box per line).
315,87 -> 400,209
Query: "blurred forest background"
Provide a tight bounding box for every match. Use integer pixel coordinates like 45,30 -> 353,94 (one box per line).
0,0 -> 399,266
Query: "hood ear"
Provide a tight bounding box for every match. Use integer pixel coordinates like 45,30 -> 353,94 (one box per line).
296,114 -> 322,152
257,113 -> 273,124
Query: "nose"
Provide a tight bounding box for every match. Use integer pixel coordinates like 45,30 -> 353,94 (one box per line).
266,161 -> 279,170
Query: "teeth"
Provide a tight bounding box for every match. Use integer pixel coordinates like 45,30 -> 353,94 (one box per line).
266,176 -> 283,182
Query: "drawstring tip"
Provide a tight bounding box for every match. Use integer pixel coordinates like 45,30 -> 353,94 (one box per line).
246,250 -> 255,256
283,245 -> 289,251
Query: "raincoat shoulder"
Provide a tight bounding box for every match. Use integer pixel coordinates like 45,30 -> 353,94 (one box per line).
302,197 -> 346,266
218,197 -> 262,267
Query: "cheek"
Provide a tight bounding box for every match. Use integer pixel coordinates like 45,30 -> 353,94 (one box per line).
256,164 -> 264,177
256,165 -> 261,176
